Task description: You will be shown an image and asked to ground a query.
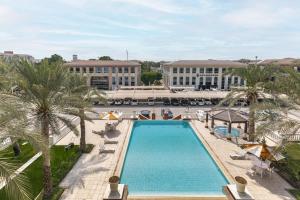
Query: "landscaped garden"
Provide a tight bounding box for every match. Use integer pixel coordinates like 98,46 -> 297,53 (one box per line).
276,143 -> 300,200
0,144 -> 94,200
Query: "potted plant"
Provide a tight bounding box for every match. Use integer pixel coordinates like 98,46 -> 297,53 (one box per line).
235,176 -> 247,193
109,176 -> 120,192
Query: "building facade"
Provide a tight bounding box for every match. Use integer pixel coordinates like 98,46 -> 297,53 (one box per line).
163,60 -> 247,90
0,51 -> 35,62
65,59 -> 141,90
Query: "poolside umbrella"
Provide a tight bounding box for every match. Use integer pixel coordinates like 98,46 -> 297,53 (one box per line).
243,144 -> 284,161
99,112 -> 120,120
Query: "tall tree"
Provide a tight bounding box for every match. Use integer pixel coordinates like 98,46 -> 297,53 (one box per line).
6,60 -> 78,199
64,74 -> 106,152
98,56 -> 113,61
221,65 -> 275,141
141,72 -> 162,85
41,54 -> 64,64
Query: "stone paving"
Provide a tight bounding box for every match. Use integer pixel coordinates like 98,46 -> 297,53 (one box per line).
192,120 -> 295,200
57,118 -> 295,200
58,120 -> 132,200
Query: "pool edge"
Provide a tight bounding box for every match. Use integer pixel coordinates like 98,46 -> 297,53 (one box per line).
113,120 -> 230,200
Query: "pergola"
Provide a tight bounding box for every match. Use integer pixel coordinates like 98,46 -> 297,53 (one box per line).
206,109 -> 248,134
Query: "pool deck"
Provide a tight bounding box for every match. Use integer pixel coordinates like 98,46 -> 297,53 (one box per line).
192,120 -> 295,200
58,120 -> 132,200
57,119 -> 295,200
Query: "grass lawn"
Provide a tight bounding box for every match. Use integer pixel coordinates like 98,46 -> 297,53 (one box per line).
0,144 -> 94,200
288,189 -> 300,200
277,143 -> 300,200
0,140 -> 36,167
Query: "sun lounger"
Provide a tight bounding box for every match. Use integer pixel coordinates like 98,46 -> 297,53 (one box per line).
230,150 -> 248,160
92,130 -> 105,136
99,145 -> 115,154
104,135 -> 118,144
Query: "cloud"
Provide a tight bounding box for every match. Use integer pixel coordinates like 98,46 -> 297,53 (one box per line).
39,29 -> 123,38
0,5 -> 19,25
222,3 -> 295,29
110,0 -> 184,14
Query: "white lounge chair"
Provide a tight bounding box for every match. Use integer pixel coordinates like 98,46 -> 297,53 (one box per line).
104,135 -> 118,144
230,150 -> 248,160
99,145 -> 115,154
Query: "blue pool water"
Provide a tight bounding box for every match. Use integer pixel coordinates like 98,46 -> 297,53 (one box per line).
120,121 -> 228,196
214,126 -> 240,137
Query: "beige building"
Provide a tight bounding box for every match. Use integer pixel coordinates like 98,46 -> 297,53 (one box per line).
259,58 -> 300,72
163,60 -> 247,90
65,57 -> 141,90
0,51 -> 35,62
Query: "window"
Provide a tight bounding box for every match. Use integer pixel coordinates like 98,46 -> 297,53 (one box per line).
119,77 -> 123,85
83,68 -> 86,73
96,67 -> 102,73
186,68 -> 190,73
173,67 -> 178,73
179,77 -> 183,85
192,77 -> 196,85
222,68 -> 226,73
179,68 -> 184,73
70,68 -> 74,72
221,77 -> 225,89
103,67 -> 109,73
89,67 -> 94,73
213,77 -> 218,86
76,67 -> 80,73
124,67 -> 129,73
112,77 -> 116,85
192,68 -> 196,73
112,67 -> 116,73
173,77 -> 177,85
199,68 -> 204,73
185,77 -> 190,85
131,76 -> 135,85
118,67 -> 122,73
199,77 -> 204,85
131,67 -> 135,73
125,77 -> 129,86
234,77 -> 239,84
206,68 -> 213,73
214,68 -> 219,73
228,77 -> 232,85
241,79 -> 245,85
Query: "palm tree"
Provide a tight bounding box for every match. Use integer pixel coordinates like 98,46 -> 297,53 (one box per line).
64,74 -> 106,152
221,64 -> 275,141
257,67 -> 300,144
5,60 -> 79,199
0,87 -> 43,200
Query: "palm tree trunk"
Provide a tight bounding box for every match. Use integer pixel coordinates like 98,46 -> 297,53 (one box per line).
248,107 -> 255,141
12,141 -> 21,156
41,116 -> 52,199
79,109 -> 86,152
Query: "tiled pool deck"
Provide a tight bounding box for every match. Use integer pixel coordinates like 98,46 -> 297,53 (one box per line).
58,119 -> 295,200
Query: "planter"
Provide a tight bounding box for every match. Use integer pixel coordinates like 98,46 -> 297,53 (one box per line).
235,176 -> 247,193
109,176 -> 120,192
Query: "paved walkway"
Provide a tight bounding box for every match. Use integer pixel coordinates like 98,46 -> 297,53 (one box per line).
58,120 -> 131,200
192,120 -> 295,200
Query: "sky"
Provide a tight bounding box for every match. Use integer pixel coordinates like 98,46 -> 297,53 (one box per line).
0,0 -> 300,61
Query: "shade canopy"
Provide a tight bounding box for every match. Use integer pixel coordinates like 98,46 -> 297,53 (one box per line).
99,112 -> 122,120
211,109 -> 248,123
244,144 -> 285,161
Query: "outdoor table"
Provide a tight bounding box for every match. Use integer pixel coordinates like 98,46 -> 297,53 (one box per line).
253,160 -> 269,178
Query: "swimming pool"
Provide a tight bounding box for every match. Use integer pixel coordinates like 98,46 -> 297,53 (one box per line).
120,121 -> 228,196
214,126 -> 240,137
